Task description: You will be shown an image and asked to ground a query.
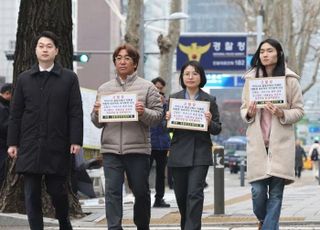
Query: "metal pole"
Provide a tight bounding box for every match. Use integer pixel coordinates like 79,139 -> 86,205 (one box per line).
138,1 -> 144,77
213,146 -> 225,215
256,15 -> 263,47
256,4 -> 264,46
240,157 -> 245,187
318,160 -> 320,185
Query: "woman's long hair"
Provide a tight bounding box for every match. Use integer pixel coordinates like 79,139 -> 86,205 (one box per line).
250,38 -> 286,78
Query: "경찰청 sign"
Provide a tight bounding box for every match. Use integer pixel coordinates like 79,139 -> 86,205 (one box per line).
177,34 -> 247,72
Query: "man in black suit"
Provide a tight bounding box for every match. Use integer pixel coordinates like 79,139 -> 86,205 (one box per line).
7,31 -> 83,230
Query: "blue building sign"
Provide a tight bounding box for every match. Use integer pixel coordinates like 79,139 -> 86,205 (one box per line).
205,73 -> 245,88
309,126 -> 320,133
177,34 -> 247,72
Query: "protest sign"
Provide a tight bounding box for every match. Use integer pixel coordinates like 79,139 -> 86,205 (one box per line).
248,76 -> 286,108
99,93 -> 138,122
167,98 -> 210,131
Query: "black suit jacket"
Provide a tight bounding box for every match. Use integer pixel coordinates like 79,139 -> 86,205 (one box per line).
167,89 -> 221,167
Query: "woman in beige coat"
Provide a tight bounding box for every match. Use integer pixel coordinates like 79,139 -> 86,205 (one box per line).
240,38 -> 304,230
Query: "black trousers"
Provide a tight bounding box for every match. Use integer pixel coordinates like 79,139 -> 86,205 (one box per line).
0,148 -> 7,188
295,165 -> 303,178
24,173 -> 70,230
150,149 -> 168,200
171,166 -> 209,230
103,153 -> 150,230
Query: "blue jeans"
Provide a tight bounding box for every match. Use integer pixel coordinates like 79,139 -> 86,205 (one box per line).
251,177 -> 285,230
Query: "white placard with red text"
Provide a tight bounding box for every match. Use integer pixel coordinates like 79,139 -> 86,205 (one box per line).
167,98 -> 209,131
248,76 -> 286,108
99,93 -> 138,122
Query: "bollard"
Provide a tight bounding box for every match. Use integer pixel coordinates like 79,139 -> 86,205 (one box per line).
213,146 -> 225,215
240,157 -> 245,187
318,160 -> 320,185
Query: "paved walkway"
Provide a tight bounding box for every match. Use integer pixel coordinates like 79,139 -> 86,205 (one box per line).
1,168 -> 320,229
77,167 -> 320,228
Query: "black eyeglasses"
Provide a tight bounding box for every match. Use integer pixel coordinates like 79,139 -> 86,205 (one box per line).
115,56 -> 133,62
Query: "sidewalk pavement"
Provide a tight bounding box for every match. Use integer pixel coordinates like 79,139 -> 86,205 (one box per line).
1,168 -> 320,229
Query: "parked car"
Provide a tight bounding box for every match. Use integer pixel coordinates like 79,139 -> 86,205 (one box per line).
228,150 -> 247,174
223,136 -> 247,174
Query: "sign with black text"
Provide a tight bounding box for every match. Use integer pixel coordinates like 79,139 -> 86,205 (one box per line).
99,93 -> 138,122
167,98 -> 210,131
248,77 -> 286,108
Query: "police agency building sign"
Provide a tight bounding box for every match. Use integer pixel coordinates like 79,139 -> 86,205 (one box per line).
177,34 -> 247,72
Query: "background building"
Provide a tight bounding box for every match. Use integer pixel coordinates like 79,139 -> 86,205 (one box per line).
76,0 -> 122,90
0,0 -> 19,84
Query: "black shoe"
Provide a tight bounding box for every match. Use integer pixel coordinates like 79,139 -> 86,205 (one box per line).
59,218 -> 73,230
204,182 -> 208,188
153,199 -> 170,208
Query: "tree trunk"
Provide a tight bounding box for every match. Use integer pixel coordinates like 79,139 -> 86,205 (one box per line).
124,0 -> 143,49
158,0 -> 182,94
0,0 -> 83,218
124,0 -> 144,76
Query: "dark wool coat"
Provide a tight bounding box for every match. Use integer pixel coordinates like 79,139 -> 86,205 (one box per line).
167,89 -> 222,167
7,63 -> 83,176
0,96 -> 10,148
295,145 -> 306,168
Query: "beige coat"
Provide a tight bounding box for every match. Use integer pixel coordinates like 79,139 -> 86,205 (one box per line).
91,72 -> 163,155
240,68 -> 304,184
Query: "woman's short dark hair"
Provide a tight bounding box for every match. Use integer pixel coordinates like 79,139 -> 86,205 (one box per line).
179,60 -> 207,89
34,31 -> 60,49
151,77 -> 166,86
112,44 -> 140,70
250,38 -> 285,77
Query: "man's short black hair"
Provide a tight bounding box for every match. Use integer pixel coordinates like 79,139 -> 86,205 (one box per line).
0,83 -> 12,94
34,31 -> 60,49
151,77 -> 166,87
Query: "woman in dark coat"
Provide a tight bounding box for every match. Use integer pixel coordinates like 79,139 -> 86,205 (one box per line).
166,60 -> 221,230
295,140 -> 306,178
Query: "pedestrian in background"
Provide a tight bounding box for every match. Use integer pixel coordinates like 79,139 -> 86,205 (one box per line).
308,140 -> 320,178
240,38 -> 304,230
166,60 -> 222,230
295,139 -> 307,178
0,83 -> 12,188
150,77 -> 171,208
91,44 -> 162,230
7,31 -> 83,230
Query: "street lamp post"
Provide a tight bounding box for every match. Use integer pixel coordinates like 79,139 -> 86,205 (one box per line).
138,12 -> 188,77
256,4 -> 264,46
